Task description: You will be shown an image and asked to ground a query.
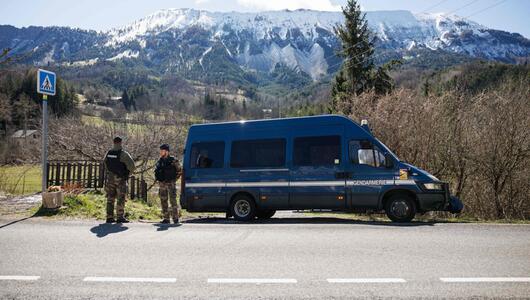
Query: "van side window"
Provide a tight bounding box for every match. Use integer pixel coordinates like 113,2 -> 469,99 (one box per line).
190,141 -> 225,169
294,135 -> 341,166
230,139 -> 286,168
349,140 -> 385,168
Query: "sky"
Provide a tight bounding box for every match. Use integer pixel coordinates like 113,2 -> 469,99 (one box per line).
1,0 -> 529,37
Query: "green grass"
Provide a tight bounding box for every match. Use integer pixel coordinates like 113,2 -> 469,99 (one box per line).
28,191 -> 223,221
0,165 -> 42,195
31,192 -> 162,221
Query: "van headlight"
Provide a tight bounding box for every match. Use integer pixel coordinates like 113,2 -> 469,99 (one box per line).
423,183 -> 444,191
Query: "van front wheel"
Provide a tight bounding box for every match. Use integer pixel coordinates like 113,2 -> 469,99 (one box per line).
230,195 -> 257,221
385,194 -> 416,223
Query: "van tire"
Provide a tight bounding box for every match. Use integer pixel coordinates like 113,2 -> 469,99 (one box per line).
230,195 -> 257,221
256,209 -> 276,219
385,194 -> 416,223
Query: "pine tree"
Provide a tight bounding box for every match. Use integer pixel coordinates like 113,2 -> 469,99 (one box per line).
373,60 -> 401,95
330,0 -> 400,111
331,70 -> 348,98
333,0 -> 374,96
329,70 -> 349,113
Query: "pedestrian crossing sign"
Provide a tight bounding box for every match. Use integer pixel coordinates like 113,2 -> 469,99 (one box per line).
37,69 -> 56,96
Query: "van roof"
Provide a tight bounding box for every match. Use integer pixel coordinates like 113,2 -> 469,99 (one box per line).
190,114 -> 359,131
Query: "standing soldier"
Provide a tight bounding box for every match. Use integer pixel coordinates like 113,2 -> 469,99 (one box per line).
155,144 -> 182,224
104,136 -> 135,223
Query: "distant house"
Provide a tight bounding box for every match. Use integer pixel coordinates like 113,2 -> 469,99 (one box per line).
11,130 -> 39,140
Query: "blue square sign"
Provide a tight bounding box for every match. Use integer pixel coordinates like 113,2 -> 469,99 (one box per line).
37,69 -> 56,96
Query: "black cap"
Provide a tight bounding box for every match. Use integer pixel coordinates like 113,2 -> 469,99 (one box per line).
160,144 -> 170,151
113,136 -> 123,143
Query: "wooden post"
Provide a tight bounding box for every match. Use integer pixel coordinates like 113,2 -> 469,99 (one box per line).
82,161 -> 87,188
46,161 -> 50,188
136,177 -> 140,200
130,176 -> 136,199
87,163 -> 93,188
76,162 -> 82,185
61,162 -> 66,186
93,162 -> 98,189
66,163 -> 72,185
142,179 -> 148,201
54,162 -> 61,186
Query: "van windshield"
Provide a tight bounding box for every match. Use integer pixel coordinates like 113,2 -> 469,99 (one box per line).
374,138 -> 399,162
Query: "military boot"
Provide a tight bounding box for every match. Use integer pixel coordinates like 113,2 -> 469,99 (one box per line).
116,217 -> 130,223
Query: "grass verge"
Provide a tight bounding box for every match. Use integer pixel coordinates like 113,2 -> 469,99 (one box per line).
28,192 -> 224,221
30,192 -> 161,221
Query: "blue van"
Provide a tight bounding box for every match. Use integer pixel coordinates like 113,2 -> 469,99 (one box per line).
180,115 -> 463,222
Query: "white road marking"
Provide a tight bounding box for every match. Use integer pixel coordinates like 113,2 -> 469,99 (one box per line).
327,278 -> 407,283
0,275 -> 40,281
83,277 -> 176,283
207,278 -> 297,284
440,277 -> 530,283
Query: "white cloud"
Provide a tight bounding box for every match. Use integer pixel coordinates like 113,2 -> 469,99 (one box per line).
194,0 -> 210,4
236,0 -> 341,11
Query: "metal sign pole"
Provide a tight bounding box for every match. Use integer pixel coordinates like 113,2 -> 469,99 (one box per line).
37,69 -> 55,193
41,94 -> 48,193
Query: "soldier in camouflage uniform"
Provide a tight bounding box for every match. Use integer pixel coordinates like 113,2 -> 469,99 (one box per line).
103,136 -> 136,223
155,144 -> 182,224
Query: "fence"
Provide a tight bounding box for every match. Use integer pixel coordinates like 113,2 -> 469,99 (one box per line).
46,160 -> 147,200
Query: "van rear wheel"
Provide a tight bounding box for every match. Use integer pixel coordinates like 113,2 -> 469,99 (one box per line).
256,209 -> 276,219
230,195 -> 257,221
385,194 -> 416,223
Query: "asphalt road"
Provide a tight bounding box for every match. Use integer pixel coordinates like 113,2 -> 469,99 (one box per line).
0,216 -> 529,299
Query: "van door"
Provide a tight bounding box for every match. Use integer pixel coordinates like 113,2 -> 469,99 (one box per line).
289,135 -> 346,209
227,138 -> 290,210
346,140 -> 397,208
186,141 -> 227,211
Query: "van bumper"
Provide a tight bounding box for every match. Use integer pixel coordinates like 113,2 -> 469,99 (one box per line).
446,195 -> 463,213
417,182 -> 463,213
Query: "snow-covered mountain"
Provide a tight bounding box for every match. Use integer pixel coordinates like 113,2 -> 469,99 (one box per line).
2,8 -> 529,81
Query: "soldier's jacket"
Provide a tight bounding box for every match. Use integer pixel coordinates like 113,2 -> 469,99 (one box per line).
104,145 -> 136,180
154,156 -> 182,183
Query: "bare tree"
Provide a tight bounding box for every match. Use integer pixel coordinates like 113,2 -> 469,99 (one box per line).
335,84 -> 530,220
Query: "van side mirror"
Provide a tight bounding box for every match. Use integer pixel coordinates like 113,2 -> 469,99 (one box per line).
384,153 -> 394,169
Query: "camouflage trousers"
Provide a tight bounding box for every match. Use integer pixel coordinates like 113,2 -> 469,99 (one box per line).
159,181 -> 179,220
105,177 -> 127,219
